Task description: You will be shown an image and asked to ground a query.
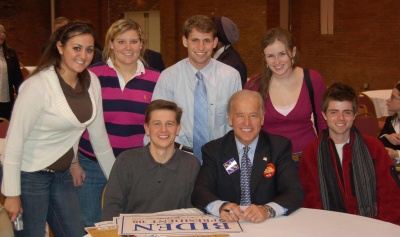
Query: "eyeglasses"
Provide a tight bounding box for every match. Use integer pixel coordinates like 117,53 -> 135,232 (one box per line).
389,94 -> 400,101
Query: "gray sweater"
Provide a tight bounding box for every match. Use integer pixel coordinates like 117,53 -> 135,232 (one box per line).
102,144 -> 200,220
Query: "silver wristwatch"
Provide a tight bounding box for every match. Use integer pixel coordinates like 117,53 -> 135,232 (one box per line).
263,205 -> 276,218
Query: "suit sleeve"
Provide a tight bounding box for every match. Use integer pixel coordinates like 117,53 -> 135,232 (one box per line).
191,143 -> 221,212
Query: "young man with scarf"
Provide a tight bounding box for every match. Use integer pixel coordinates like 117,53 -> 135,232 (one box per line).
299,83 -> 400,225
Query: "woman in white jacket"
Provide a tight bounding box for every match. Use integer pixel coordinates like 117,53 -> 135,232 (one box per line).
1,21 -> 115,237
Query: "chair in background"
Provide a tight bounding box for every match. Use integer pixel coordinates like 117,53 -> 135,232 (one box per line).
354,112 -> 379,137
19,62 -> 30,80
0,117 -> 9,138
358,92 -> 377,117
357,104 -> 368,115
358,92 -> 386,132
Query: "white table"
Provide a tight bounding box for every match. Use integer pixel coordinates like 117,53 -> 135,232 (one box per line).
232,208 -> 400,237
86,208 -> 400,237
363,89 -> 391,118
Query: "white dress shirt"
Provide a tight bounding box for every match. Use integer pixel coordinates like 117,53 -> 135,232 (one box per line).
150,58 -> 241,147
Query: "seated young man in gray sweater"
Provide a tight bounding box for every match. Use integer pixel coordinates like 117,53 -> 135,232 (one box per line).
102,100 -> 200,220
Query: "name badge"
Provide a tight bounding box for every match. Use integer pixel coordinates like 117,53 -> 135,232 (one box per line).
223,158 -> 239,174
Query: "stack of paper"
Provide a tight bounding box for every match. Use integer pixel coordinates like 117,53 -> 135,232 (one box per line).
85,208 -> 242,237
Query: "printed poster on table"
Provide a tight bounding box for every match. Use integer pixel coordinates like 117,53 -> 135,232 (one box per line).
118,214 -> 243,236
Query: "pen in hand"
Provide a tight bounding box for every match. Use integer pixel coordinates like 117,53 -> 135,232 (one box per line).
222,209 -> 234,214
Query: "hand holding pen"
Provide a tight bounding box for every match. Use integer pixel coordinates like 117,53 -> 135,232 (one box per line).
219,202 -> 242,222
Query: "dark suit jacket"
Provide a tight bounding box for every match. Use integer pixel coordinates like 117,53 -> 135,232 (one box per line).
144,49 -> 165,72
192,130 -> 303,215
216,46 -> 247,87
5,48 -> 23,105
378,116 -> 400,150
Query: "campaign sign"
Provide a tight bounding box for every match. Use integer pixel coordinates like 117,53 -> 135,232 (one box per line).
118,215 -> 243,235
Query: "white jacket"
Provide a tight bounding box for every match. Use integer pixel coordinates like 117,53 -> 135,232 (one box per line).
1,66 -> 115,196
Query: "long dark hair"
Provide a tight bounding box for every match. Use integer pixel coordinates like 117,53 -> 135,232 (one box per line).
249,27 -> 299,100
31,21 -> 95,89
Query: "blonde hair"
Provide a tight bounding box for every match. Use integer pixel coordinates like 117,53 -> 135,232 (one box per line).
103,19 -> 147,65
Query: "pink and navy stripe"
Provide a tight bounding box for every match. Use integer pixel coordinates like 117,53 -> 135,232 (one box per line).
78,63 -> 159,158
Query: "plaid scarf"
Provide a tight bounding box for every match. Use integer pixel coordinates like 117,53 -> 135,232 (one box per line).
317,127 -> 377,217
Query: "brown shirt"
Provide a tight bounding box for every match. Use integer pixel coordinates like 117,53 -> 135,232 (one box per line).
47,71 -> 92,171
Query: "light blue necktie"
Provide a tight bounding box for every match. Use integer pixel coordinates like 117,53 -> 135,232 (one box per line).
240,146 -> 251,206
193,71 -> 208,163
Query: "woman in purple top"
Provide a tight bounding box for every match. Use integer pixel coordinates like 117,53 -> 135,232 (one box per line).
245,27 -> 327,167
70,19 -> 160,227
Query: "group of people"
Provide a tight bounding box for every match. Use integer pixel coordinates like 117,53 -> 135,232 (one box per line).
0,13 -> 399,237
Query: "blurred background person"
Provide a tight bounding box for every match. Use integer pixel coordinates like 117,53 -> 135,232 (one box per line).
77,19 -> 103,66
2,22 -> 115,237
245,27 -> 327,168
41,17 -> 70,54
212,16 -> 247,87
53,16 -> 69,32
379,82 -> 400,166
72,18 -> 160,227
0,23 -> 24,120
144,48 -> 165,72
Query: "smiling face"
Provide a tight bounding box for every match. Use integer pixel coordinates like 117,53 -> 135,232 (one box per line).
110,29 -> 142,67
323,100 -> 356,144
263,39 -> 296,77
228,97 -> 264,146
57,33 -> 94,77
144,109 -> 181,151
182,28 -> 217,70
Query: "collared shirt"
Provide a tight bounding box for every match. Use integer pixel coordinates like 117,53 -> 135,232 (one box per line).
101,145 -> 200,220
206,135 -> 286,217
0,48 -> 10,102
234,136 -> 258,165
213,45 -> 231,60
107,58 -> 145,90
151,58 -> 242,148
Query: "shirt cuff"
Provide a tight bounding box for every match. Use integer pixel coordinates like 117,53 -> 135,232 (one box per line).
379,134 -> 388,139
267,202 -> 287,217
205,200 -> 227,217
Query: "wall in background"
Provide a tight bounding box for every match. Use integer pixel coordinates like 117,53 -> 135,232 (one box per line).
289,0 -> 400,91
1,0 -> 399,90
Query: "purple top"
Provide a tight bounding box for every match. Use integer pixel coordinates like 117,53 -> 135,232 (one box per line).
245,69 -> 327,153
